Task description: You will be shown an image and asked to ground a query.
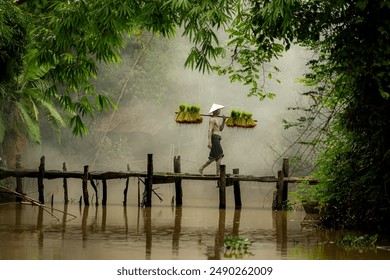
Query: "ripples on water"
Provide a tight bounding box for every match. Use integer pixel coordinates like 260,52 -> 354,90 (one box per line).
1,201 -> 390,260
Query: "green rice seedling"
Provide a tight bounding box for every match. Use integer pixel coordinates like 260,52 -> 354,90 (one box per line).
175,104 -> 186,123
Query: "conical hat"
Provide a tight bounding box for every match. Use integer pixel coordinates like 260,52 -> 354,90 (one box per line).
208,103 -> 225,114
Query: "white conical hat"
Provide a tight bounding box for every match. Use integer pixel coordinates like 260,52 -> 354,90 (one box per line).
208,103 -> 225,114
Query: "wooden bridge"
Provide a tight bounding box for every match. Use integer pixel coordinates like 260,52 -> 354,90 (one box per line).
0,154 -> 318,210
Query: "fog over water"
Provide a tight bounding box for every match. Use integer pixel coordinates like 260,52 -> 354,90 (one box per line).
5,36 -> 390,262
21,35 -> 312,206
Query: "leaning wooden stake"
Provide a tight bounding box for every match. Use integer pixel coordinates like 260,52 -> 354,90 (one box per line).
174,156 -> 183,206
82,165 -> 90,206
38,156 -> 45,204
0,186 -> 76,221
123,164 -> 130,206
89,179 -> 99,206
219,165 -> 226,209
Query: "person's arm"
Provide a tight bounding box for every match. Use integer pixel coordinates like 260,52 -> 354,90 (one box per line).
208,118 -> 215,148
219,115 -> 226,131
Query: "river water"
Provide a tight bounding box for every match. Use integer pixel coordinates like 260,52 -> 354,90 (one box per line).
1,181 -> 390,260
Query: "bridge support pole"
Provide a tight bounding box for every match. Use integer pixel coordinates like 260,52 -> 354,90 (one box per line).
174,156 -> 182,206
82,165 -> 89,206
63,162 -> 69,204
145,154 -> 153,207
15,155 -> 23,203
102,179 -> 107,206
38,156 -> 45,204
219,165 -> 226,209
282,158 -> 289,206
233,168 -> 242,209
123,164 -> 130,206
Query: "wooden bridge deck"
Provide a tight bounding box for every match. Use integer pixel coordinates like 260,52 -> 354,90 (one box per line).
0,168 -> 316,184
0,154 -> 318,209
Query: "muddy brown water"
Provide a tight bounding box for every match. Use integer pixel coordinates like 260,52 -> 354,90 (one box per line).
1,182 -> 390,260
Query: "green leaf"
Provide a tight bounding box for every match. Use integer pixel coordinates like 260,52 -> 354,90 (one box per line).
380,89 -> 389,100
15,102 -> 41,144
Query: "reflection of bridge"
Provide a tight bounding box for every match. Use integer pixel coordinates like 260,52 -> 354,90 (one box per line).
0,154 -> 318,210
7,204 -> 292,260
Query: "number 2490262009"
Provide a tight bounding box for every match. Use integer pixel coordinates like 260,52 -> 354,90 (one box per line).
209,266 -> 273,276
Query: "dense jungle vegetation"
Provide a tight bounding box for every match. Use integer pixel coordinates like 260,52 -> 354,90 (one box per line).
1,0 -> 389,232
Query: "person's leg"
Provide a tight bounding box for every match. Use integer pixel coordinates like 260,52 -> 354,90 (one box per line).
198,159 -> 214,174
216,157 -> 222,175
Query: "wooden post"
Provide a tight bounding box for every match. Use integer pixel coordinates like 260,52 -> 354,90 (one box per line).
173,156 -> 182,206
137,178 -> 141,207
145,154 -> 153,207
232,208 -> 241,236
82,165 -> 89,206
282,157 -> 289,206
102,179 -> 107,206
90,179 -> 99,206
62,162 -> 69,204
38,156 -> 45,204
219,165 -> 226,209
233,168 -> 242,209
15,155 -> 23,203
123,164 -> 130,206
275,170 -> 284,210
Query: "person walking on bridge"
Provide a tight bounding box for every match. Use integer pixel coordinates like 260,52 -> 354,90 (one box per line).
198,103 -> 226,176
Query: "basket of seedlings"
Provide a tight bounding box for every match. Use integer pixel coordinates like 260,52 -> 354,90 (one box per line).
226,110 -> 257,128
175,104 -> 203,124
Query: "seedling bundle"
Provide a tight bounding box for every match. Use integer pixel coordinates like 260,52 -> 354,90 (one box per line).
175,104 -> 203,124
175,105 -> 257,128
226,110 -> 256,128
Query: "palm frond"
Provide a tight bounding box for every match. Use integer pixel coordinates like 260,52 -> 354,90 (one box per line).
15,102 -> 41,144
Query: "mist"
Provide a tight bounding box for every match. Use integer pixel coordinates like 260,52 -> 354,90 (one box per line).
22,35 -> 312,207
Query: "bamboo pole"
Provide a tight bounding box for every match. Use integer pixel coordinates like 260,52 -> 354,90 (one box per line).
200,113 -> 258,122
176,112 -> 258,122
0,186 -> 76,221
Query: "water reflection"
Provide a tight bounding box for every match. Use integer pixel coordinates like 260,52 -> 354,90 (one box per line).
144,207 -> 152,260
172,206 -> 181,257
273,211 -> 287,259
207,209 -> 226,260
1,203 -> 390,260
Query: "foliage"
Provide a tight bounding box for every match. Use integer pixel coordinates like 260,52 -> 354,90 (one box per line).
277,0 -> 390,232
337,234 -> 378,249
224,235 -> 253,258
1,0 -> 239,140
2,0 -> 390,233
